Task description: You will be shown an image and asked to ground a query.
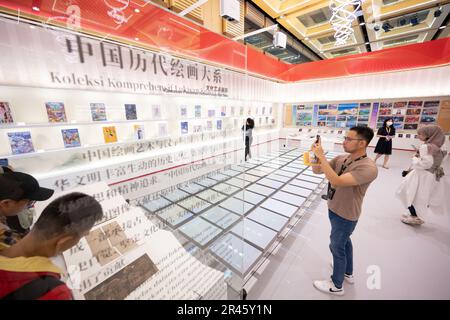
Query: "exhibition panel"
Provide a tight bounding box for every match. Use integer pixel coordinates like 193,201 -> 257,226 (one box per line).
0,0 -> 449,302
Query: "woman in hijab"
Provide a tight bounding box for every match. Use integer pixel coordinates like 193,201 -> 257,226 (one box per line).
396,125 -> 447,225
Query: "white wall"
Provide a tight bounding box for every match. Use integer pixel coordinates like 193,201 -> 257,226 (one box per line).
281,65 -> 450,103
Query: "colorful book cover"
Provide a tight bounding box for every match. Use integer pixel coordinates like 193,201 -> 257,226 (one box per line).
420,116 -> 436,123
408,101 -> 423,108
404,124 -> 418,130
423,101 -> 440,108
338,103 -> 358,115
46,102 -> 67,123
181,121 -> 188,134
421,108 -> 439,115
103,126 -> 117,143
180,106 -> 188,118
394,101 -> 407,108
359,103 -> 371,109
217,120 -> 222,130
152,105 -> 161,118
208,109 -> 215,118
134,125 -> 145,140
125,104 -> 137,120
0,102 -> 14,124
221,106 -> 226,116
61,128 -> 81,148
195,105 -> 201,118
90,103 -> 107,121
8,131 -> 34,154
158,123 -> 167,136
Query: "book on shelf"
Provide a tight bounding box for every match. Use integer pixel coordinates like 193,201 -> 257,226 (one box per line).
158,123 -> 167,136
180,106 -> 188,118
181,121 -> 188,134
134,125 -> 145,140
46,102 -> 67,123
195,105 -> 201,118
8,131 -> 35,154
152,105 -> 161,119
61,128 -> 81,148
125,104 -> 137,120
103,126 -> 118,143
0,102 -> 14,124
216,120 -> 222,130
91,103 -> 107,121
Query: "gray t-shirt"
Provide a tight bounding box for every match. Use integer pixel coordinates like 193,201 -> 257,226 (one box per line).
327,155 -> 378,221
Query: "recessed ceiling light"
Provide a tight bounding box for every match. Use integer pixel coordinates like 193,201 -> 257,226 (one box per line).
439,25 -> 446,29
32,6 -> 40,11
134,8 -> 140,13
304,37 -> 309,40
29,25 -> 36,29
135,37 -> 139,41
365,42 -> 369,45
360,22 -> 365,26
320,51 -> 323,53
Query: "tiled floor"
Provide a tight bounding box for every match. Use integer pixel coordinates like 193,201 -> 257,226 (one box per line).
142,147 -> 341,278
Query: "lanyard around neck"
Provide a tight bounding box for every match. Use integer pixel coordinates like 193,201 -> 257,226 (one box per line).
338,155 -> 367,175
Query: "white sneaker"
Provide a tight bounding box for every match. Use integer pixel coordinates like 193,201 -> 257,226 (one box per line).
401,216 -> 424,225
330,262 -> 355,284
313,279 -> 344,296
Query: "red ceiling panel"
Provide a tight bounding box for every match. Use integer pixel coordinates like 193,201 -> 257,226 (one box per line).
0,0 -> 449,82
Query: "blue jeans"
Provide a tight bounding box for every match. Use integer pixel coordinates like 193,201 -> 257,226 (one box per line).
328,209 -> 358,289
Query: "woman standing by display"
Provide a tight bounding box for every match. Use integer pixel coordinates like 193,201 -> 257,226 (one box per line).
396,125 -> 447,225
374,118 -> 395,169
242,118 -> 255,161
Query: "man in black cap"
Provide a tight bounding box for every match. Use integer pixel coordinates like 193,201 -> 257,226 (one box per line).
0,171 -> 54,249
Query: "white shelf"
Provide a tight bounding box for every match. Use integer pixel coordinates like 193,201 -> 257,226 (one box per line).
0,119 -> 170,129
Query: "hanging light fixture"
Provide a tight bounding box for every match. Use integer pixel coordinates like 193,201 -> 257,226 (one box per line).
329,0 -> 362,46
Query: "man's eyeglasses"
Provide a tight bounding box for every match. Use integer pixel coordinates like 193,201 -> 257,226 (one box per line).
343,137 -> 364,142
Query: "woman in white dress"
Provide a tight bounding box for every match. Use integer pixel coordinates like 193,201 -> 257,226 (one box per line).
396,125 -> 447,225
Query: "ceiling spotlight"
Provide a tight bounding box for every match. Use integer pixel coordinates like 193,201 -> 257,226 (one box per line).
365,42 -> 369,45
32,6 -> 40,11
134,8 -> 140,13
399,18 -> 407,26
304,37 -> 309,40
360,22 -> 365,26
134,37 -> 139,41
374,25 -> 380,31
439,25 -> 446,29
434,9 -> 442,18
410,16 -> 419,26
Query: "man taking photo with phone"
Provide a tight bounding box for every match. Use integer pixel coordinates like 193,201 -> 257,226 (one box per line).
310,126 -> 378,296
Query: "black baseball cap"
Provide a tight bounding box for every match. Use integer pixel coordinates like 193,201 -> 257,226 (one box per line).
0,171 -> 54,201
